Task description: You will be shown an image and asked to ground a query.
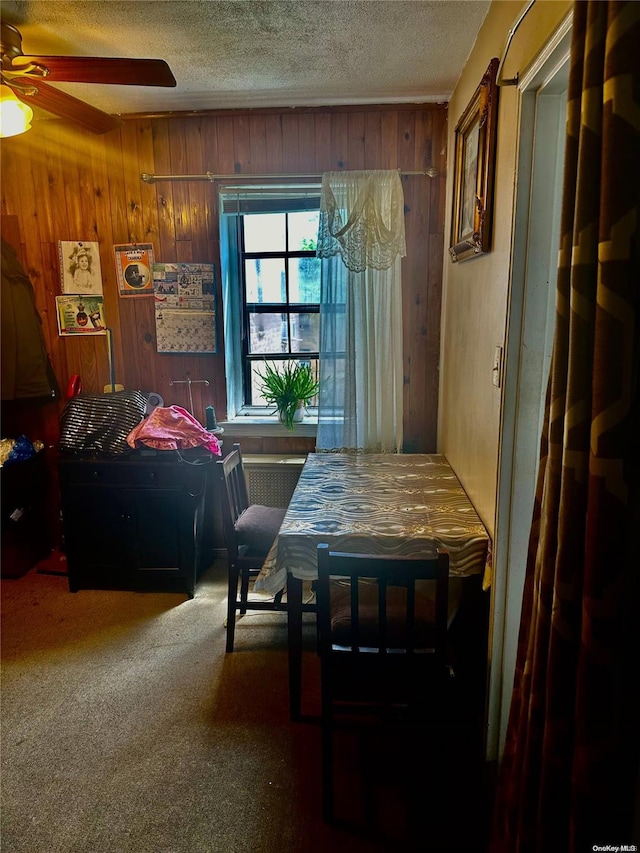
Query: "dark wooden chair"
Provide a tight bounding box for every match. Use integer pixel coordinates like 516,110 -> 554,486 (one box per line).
216,444 -> 287,652
316,544 -> 457,824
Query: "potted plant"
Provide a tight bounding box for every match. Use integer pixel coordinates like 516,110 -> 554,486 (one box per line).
258,361 -> 320,431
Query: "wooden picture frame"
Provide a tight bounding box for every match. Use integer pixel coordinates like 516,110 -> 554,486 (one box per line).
449,57 -> 499,263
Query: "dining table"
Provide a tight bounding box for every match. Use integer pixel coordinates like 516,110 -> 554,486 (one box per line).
254,452 -> 491,720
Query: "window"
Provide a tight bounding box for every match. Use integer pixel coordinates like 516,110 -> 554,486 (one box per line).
219,185 -> 321,418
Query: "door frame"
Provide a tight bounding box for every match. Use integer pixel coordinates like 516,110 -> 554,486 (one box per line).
487,12 -> 573,762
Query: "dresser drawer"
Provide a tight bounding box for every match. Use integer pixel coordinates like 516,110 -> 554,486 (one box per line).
58,457 -> 212,492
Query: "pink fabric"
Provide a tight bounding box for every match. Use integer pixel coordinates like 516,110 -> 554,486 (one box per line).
126,405 -> 222,454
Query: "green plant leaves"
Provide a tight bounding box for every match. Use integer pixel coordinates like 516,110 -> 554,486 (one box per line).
258,362 -> 319,431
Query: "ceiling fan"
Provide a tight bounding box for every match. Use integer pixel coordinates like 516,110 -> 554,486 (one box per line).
0,22 -> 176,135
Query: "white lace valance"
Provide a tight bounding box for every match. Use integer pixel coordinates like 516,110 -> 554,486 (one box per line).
316,170 -> 407,272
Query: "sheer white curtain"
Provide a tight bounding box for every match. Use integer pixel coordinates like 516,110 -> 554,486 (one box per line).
315,170 -> 406,452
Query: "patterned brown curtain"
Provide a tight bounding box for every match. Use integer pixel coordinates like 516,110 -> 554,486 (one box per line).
491,2 -> 640,851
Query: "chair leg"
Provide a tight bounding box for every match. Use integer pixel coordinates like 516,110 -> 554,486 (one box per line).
239,566 -> 250,615
287,576 -> 304,721
226,562 -> 240,653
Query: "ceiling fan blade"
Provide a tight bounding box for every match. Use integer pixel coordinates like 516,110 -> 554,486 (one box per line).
13,77 -> 123,134
11,55 -> 176,87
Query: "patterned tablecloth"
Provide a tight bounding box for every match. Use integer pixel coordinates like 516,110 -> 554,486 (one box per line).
255,453 -> 491,595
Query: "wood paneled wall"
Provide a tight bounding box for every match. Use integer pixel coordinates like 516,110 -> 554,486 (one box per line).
1,104 -> 447,457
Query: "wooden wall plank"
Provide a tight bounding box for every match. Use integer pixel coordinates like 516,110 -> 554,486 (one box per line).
297,114 -> 316,173
414,109 -> 433,171
232,114 -> 252,173
314,113 -> 332,172
265,114 -> 284,172
41,123 -> 72,240
136,120 -> 161,242
120,121 -> 146,243
379,111 -> 398,170
106,129 -> 130,244
184,118 -> 210,261
201,118 -> 221,263
215,116 -> 235,173
11,133 -> 48,303
249,114 -> 268,174
23,137 -> 55,245
364,112 -> 381,169
330,112 -> 348,170
168,122 -> 192,241
281,114 -> 300,172
57,125 -> 86,242
348,112 -> 365,170
396,111 -> 416,172
151,120 -> 177,261
201,117 -> 220,174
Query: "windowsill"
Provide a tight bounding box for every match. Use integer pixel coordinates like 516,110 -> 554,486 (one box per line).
218,416 -> 317,438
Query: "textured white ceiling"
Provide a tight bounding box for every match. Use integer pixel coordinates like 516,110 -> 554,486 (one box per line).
1,0 -> 491,115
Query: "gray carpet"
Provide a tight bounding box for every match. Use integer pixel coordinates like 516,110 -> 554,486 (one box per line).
1,554 -> 489,853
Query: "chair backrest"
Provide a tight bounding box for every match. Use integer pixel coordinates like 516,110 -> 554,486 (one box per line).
316,544 -> 450,705
216,443 -> 250,557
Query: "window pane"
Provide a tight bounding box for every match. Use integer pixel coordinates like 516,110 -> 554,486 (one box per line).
250,358 -> 319,406
290,312 -> 319,353
319,355 -> 345,410
244,258 -> 286,303
288,211 -> 320,250
244,213 -> 285,252
289,257 -> 321,303
248,312 -> 289,354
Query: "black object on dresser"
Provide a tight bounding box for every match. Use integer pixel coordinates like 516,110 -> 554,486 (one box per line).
58,449 -> 216,598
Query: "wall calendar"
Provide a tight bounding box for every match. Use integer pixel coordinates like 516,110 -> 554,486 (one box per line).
152,263 -> 216,353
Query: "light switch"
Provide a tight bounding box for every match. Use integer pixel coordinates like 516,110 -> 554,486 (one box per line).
492,345 -> 503,388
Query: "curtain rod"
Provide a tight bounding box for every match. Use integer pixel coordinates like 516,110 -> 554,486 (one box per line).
140,168 -> 438,184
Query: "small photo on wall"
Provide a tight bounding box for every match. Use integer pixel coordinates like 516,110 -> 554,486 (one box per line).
59,241 -> 103,295
114,243 -> 155,296
56,295 -> 107,336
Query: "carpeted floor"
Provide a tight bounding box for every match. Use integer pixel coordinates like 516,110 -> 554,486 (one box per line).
1,553 -> 491,852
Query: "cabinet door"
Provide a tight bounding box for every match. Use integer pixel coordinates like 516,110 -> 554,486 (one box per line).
130,489 -> 183,571
130,489 -> 201,599
62,485 -> 134,570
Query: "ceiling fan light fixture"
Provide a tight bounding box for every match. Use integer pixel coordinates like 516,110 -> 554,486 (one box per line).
0,83 -> 33,137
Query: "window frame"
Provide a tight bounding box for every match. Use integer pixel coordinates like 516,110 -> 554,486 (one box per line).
219,184 -> 322,420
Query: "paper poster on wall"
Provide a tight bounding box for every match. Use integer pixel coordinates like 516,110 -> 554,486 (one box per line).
152,262 -> 216,353
154,310 -> 216,353
56,295 -> 107,335
113,243 -> 155,296
59,241 -> 103,295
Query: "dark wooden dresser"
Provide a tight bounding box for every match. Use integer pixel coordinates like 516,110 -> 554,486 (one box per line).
58,449 -> 216,598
